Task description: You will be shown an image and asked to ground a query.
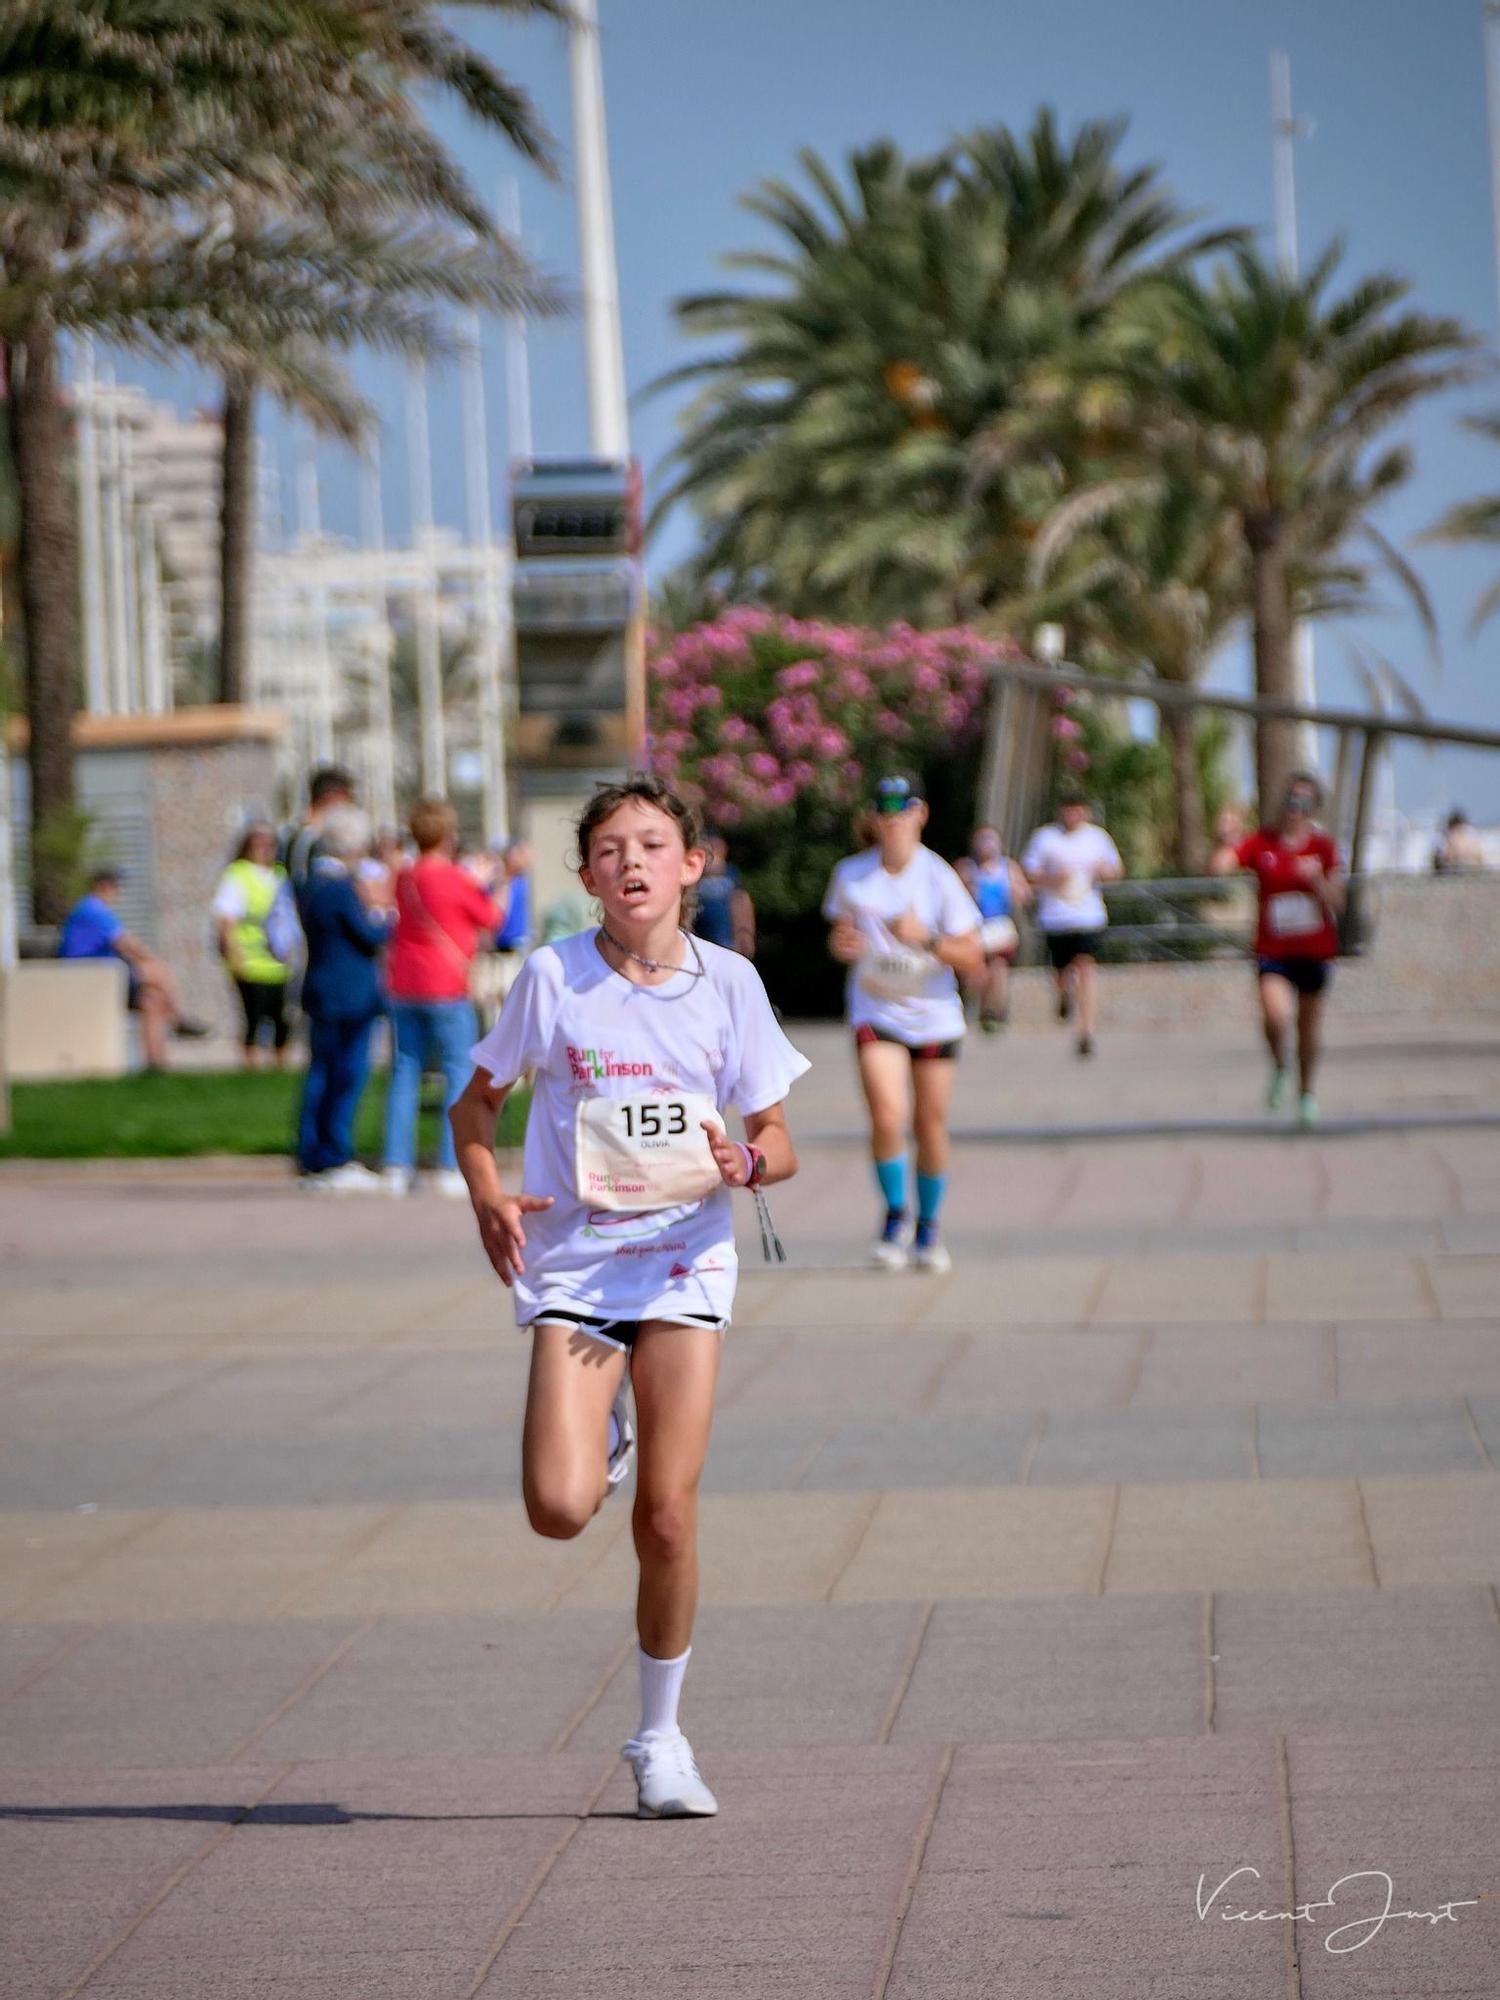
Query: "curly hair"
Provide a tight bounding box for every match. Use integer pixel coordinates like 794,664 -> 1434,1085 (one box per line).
575,774 -> 703,866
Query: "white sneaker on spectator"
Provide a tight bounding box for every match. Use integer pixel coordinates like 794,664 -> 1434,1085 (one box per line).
381,1165 -> 413,1198
624,1730 -> 718,1818
320,1162 -> 382,1195
432,1169 -> 469,1199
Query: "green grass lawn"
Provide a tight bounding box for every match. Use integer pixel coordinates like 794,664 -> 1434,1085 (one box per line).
0,1068 -> 530,1161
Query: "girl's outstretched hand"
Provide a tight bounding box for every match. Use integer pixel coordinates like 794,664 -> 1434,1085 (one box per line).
474,1190 -> 555,1285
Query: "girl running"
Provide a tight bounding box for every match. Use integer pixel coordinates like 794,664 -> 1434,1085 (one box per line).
824,774 -> 983,1273
955,823 -> 1031,1033
1209,772 -> 1346,1128
450,776 -> 808,1818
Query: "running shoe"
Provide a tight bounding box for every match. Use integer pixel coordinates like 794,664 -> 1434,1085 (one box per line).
381,1165 -> 413,1198
606,1382 -> 636,1490
1298,1092 -> 1320,1130
431,1168 -> 469,1199
1057,990 -> 1073,1022
912,1221 -> 952,1274
979,1014 -> 1004,1036
624,1730 -> 718,1818
316,1162 -> 382,1195
870,1210 -> 910,1271
1076,1034 -> 1095,1059
1266,1066 -> 1288,1112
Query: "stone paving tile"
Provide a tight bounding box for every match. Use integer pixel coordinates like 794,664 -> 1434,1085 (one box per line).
889,1595 -> 1206,1743
1031,1406 -> 1252,1484
1256,1398 -> 1483,1478
722,1335 -> 951,1414
939,1258 -> 1106,1326
1422,1255 -> 1500,1321
69,1753 -> 611,2000
1265,1252 -> 1435,1322
568,1603 -> 922,1753
107,1355 -> 413,1438
1292,1217 -> 1443,1254
1466,1394 -> 1500,1463
797,1413 -> 1034,1491
925,1330 -> 1144,1412
18,1506 -> 390,1624
0,1624 -> 79,1699
0,1619 -> 362,1770
481,1746 -> 944,2000
0,1360 -> 211,1447
313,1351 -> 531,1431
1090,1255 -> 1263,1326
1361,1475 -> 1500,1587
766,1269 -> 958,1329
281,1501 -> 628,1619
698,1412 -> 830,1495
1105,1480 -> 1373,1594
1440,1215 -> 1500,1253
1132,1324 -> 1330,1405
0,1508 -> 157,1622
560,1492 -> 874,1611
247,1611 -> 630,1761
0,1764 -> 283,2000
1288,1730 -> 1500,1998
885,1737 -> 1289,1998
1336,1320 -> 1500,1399
1212,1588 -> 1500,1735
833,1486 -> 1114,1603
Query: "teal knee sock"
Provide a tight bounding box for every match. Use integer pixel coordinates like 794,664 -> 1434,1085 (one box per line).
916,1172 -> 947,1227
875,1155 -> 908,1218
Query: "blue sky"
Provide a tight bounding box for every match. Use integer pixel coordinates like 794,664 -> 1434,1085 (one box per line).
137,0 -> 1500,816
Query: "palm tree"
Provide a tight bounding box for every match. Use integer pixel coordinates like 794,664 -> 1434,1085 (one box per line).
1077,244 -> 1481,809
650,113 -> 1235,626
1422,412 -> 1500,631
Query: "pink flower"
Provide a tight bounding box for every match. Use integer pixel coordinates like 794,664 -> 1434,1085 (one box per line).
1065,747 -> 1091,771
875,709 -> 908,739
1052,715 -> 1082,741
775,661 -> 821,693
816,726 -> 849,759
747,751 -> 780,780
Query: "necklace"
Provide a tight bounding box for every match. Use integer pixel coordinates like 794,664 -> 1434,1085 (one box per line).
598,924 -> 707,981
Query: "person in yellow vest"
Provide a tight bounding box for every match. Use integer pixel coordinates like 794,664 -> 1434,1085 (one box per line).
213,822 -> 293,1068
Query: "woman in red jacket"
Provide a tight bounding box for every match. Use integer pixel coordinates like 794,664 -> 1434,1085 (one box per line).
1210,772 -> 1346,1129
382,798 -> 505,1194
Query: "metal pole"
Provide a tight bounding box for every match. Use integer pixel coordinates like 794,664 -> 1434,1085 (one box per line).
296,438 -> 335,764
406,357 -> 446,794
73,337 -> 109,715
359,436 -> 398,829
461,315 -> 508,843
1271,50 -> 1319,765
568,0 -> 630,459
501,179 -> 535,466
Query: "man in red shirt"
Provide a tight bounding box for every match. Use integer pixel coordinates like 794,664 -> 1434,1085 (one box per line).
1210,772 -> 1346,1128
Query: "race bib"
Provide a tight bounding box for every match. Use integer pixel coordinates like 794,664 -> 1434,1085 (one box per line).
575,1091 -> 725,1212
859,946 -> 940,1001
979,915 -> 1018,955
1267,891 -> 1322,938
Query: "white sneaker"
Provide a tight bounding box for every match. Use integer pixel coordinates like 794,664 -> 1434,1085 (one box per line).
870,1214 -> 910,1271
913,1239 -> 952,1274
319,1162 -> 382,1195
606,1382 -> 636,1490
624,1730 -> 718,1818
431,1168 -> 469,1199
381,1165 -> 413,1198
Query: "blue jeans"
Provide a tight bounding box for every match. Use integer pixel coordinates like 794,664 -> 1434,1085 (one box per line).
298,1014 -> 376,1173
383,997 -> 477,1172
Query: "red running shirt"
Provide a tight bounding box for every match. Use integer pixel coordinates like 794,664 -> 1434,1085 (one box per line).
1235,829 -> 1341,960
387,857 -> 504,1002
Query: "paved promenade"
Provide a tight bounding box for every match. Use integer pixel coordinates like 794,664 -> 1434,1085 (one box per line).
3,1015 -> 1499,1997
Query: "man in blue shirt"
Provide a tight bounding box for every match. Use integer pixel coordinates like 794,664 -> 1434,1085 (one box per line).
692,834 -> 756,957
59,867 -> 207,1071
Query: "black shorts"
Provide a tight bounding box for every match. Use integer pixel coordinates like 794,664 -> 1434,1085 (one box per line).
1045,930 -> 1105,971
528,1309 -> 724,1353
235,977 -> 291,1049
1257,956 -> 1331,997
854,1023 -> 962,1063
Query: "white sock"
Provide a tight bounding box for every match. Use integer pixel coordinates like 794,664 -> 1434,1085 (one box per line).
637,1644 -> 690,1740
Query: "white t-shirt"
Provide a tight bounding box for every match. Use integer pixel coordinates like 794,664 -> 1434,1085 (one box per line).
469,930 -> 809,1326
823,847 -> 981,1045
1022,823 -> 1122,932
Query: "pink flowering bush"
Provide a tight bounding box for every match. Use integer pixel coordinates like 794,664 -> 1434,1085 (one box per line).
648,611 -> 1017,919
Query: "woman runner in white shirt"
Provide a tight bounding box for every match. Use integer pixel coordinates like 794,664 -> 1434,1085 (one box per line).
450,777 -> 809,1818
824,775 -> 983,1272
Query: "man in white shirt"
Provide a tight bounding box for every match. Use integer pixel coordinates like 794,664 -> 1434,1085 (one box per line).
1022,791 -> 1124,1059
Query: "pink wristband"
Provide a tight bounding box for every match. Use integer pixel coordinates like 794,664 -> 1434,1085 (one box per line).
735,1142 -> 757,1188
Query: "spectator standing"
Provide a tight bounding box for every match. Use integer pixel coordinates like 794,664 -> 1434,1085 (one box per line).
383,798 -> 504,1196
59,867 -> 208,1072
1434,810 -> 1486,874
1022,792 -> 1124,1059
956,824 -> 1030,1032
284,765 -> 357,898
692,833 -> 756,957
212,823 -> 292,1069
296,805 -> 391,1191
